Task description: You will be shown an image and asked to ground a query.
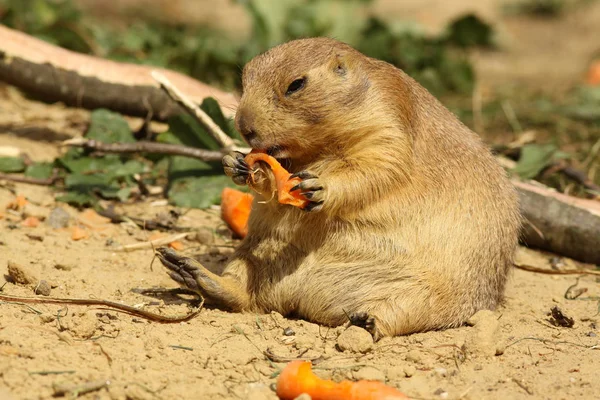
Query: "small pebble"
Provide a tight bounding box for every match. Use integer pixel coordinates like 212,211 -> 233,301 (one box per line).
38,313 -> 56,323
336,326 -> 373,353
22,203 -> 49,221
54,263 -> 74,271
587,332 -> 597,337
404,365 -> 416,377
46,207 -> 71,229
353,366 -> 385,382
7,260 -> 38,285
283,327 -> 296,336
405,350 -> 422,363
192,228 -> 214,245
34,280 -> 51,296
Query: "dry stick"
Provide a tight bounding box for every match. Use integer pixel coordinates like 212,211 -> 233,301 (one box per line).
53,379 -> 110,397
0,293 -> 202,323
152,71 -> 237,150
113,232 -> 191,252
514,263 -> 600,276
552,161 -> 600,194
0,170 -> 60,186
62,138 -> 224,162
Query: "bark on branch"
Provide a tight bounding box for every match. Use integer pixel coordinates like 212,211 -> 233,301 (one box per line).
515,180 -> 600,264
0,25 -> 238,121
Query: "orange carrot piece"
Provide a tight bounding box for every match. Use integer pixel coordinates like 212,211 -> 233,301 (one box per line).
21,216 -> 40,228
6,194 -> 28,211
168,241 -> 185,250
586,60 -> 600,86
276,361 -> 409,400
71,226 -> 88,241
244,152 -> 308,208
221,187 -> 254,238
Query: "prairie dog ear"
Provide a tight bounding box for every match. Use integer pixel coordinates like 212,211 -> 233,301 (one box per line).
331,52 -> 350,76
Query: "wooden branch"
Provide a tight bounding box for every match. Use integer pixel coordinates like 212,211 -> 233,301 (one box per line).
62,137 -> 225,161
514,263 -> 600,276
0,170 -> 59,186
0,25 -> 238,120
515,180 -> 600,264
152,71 -> 236,149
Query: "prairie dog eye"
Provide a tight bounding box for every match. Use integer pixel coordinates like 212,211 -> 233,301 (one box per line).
285,77 -> 306,96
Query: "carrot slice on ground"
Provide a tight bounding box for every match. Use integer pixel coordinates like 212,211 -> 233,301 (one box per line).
6,194 -> 27,211
71,226 -> 88,241
168,241 -> 185,250
244,152 -> 308,209
586,60 -> 600,86
276,361 -> 409,400
21,216 -> 40,228
221,187 -> 254,238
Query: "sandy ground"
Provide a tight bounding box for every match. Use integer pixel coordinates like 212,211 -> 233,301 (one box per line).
1,87 -> 599,400
0,174 -> 599,400
1,1 -> 600,399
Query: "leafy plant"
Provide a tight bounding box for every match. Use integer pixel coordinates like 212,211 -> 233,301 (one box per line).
0,0 -> 489,95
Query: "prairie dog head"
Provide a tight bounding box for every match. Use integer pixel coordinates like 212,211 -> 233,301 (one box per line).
235,38 -> 372,162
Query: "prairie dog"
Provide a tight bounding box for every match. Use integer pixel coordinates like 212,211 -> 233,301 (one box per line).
158,37 -> 521,338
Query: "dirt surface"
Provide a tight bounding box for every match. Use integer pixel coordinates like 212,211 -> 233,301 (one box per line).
2,1 -> 600,399
0,180 -> 599,400
1,89 -> 599,400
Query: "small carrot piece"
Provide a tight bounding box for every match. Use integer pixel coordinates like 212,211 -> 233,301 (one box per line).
71,226 -> 88,241
221,187 -> 254,238
586,60 -> 600,86
276,361 -> 409,400
21,216 -> 40,228
244,152 -> 308,209
168,241 -> 185,250
6,194 -> 27,211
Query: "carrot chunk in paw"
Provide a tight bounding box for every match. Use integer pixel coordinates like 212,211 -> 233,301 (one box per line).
244,152 -> 308,208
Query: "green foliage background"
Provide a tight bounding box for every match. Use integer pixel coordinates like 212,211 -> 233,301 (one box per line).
0,0 -> 599,207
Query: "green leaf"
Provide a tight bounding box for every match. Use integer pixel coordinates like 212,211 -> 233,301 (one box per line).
0,157 -> 25,173
64,173 -> 114,190
108,160 -> 147,177
59,155 -> 120,174
165,114 -> 220,150
168,175 -> 237,209
200,97 -> 243,141
56,191 -> 97,207
513,144 -> 559,179
25,162 -> 54,179
86,109 -> 135,144
446,14 -> 494,48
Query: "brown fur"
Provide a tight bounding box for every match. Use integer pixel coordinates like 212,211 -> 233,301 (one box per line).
170,38 -> 521,337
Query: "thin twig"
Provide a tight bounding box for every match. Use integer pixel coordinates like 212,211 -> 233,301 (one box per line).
53,379 -> 110,397
551,160 -> 600,193
62,138 -> 224,162
0,169 -> 59,186
512,377 -> 533,395
98,207 -> 190,232
263,347 -> 322,363
502,100 -> 522,133
472,82 -> 484,134
514,263 -> 600,276
0,293 -> 202,323
152,71 -> 236,150
113,232 -> 191,252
